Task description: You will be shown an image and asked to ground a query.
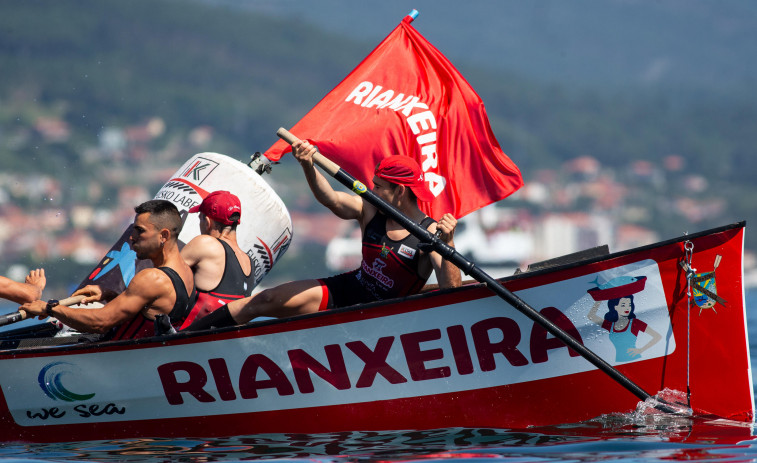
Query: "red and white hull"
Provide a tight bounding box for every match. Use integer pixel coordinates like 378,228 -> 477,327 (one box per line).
0,222 -> 751,442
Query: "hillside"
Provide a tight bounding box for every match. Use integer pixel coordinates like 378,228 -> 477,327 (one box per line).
1,0 -> 756,289
0,0 -> 365,152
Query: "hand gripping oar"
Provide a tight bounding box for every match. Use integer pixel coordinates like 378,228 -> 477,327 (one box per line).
0,295 -> 86,327
277,127 -> 679,414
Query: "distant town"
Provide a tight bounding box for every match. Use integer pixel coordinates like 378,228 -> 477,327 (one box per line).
1,114 -> 754,295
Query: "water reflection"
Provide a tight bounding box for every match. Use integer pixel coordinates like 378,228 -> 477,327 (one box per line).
1,418 -> 755,463
2,293 -> 757,463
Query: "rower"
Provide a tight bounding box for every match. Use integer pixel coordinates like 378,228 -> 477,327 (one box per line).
179,190 -> 255,328
184,141 -> 461,330
20,200 -> 197,340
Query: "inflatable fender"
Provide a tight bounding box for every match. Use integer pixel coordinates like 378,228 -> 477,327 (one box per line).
77,152 -> 292,297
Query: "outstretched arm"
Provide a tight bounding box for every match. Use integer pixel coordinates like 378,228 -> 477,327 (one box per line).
21,270 -> 163,334
428,214 -> 462,289
0,269 -> 45,304
293,140 -> 365,221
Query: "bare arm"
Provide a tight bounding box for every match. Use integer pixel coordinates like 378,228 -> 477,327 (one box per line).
72,284 -> 118,304
293,140 -> 364,221
180,235 -> 206,268
0,269 -> 45,304
428,214 -> 462,289
180,235 -> 224,291
21,270 -> 164,334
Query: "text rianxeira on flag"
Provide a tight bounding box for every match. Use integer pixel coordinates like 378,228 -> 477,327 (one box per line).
346,81 -> 447,198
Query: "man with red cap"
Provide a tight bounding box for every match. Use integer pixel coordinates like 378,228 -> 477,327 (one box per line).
185,140 -> 460,330
179,190 -> 255,328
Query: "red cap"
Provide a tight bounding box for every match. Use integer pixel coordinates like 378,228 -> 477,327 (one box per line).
374,156 -> 434,202
188,191 -> 242,225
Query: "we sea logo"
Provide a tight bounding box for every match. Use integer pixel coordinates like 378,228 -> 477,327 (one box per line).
25,362 -> 126,422
38,362 -> 95,402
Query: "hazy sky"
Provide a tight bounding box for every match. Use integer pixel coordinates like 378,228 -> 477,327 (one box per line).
227,0 -> 757,93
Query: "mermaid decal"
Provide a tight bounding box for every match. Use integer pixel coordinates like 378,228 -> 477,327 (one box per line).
587,275 -> 662,363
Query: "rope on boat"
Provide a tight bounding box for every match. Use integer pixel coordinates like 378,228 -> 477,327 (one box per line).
683,239 -> 695,408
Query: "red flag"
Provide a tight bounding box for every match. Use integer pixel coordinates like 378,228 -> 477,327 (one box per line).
265,16 -> 523,219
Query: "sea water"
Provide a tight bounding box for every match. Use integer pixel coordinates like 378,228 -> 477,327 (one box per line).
1,292 -> 757,462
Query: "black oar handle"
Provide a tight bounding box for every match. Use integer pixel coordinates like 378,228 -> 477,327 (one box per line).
0,311 -> 25,327
276,127 -> 675,410
0,295 -> 86,327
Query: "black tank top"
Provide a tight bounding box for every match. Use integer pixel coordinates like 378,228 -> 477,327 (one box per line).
356,213 -> 434,301
108,267 -> 196,340
210,239 -> 255,297
179,239 -> 255,329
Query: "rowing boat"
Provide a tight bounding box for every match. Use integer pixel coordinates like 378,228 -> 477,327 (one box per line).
0,213 -> 751,442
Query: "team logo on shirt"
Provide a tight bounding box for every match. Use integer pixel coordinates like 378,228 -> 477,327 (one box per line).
362,258 -> 394,288
380,244 -> 391,258
398,244 -> 416,259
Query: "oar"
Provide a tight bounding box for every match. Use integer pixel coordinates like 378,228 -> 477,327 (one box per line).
277,127 -> 676,412
0,295 -> 86,327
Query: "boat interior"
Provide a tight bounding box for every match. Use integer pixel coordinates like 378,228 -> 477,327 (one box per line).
0,244 -> 613,353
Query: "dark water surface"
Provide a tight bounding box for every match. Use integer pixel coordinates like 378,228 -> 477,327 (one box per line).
1,291 -> 756,462
1,417 -> 756,463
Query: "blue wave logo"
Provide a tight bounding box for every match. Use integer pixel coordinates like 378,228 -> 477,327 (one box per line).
38,362 -> 96,402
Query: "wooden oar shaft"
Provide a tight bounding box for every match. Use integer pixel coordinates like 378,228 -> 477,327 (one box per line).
0,295 -> 86,327
276,127 -> 664,407
58,295 -> 87,307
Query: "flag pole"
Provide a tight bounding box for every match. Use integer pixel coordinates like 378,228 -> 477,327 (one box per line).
277,127 -> 680,414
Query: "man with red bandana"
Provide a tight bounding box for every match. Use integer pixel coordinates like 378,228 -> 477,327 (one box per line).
185,139 -> 460,330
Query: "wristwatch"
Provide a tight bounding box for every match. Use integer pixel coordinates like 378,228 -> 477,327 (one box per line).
45,299 -> 59,316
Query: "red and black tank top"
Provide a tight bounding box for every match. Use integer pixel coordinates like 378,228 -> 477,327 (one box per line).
356,213 -> 434,301
179,239 -> 255,329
